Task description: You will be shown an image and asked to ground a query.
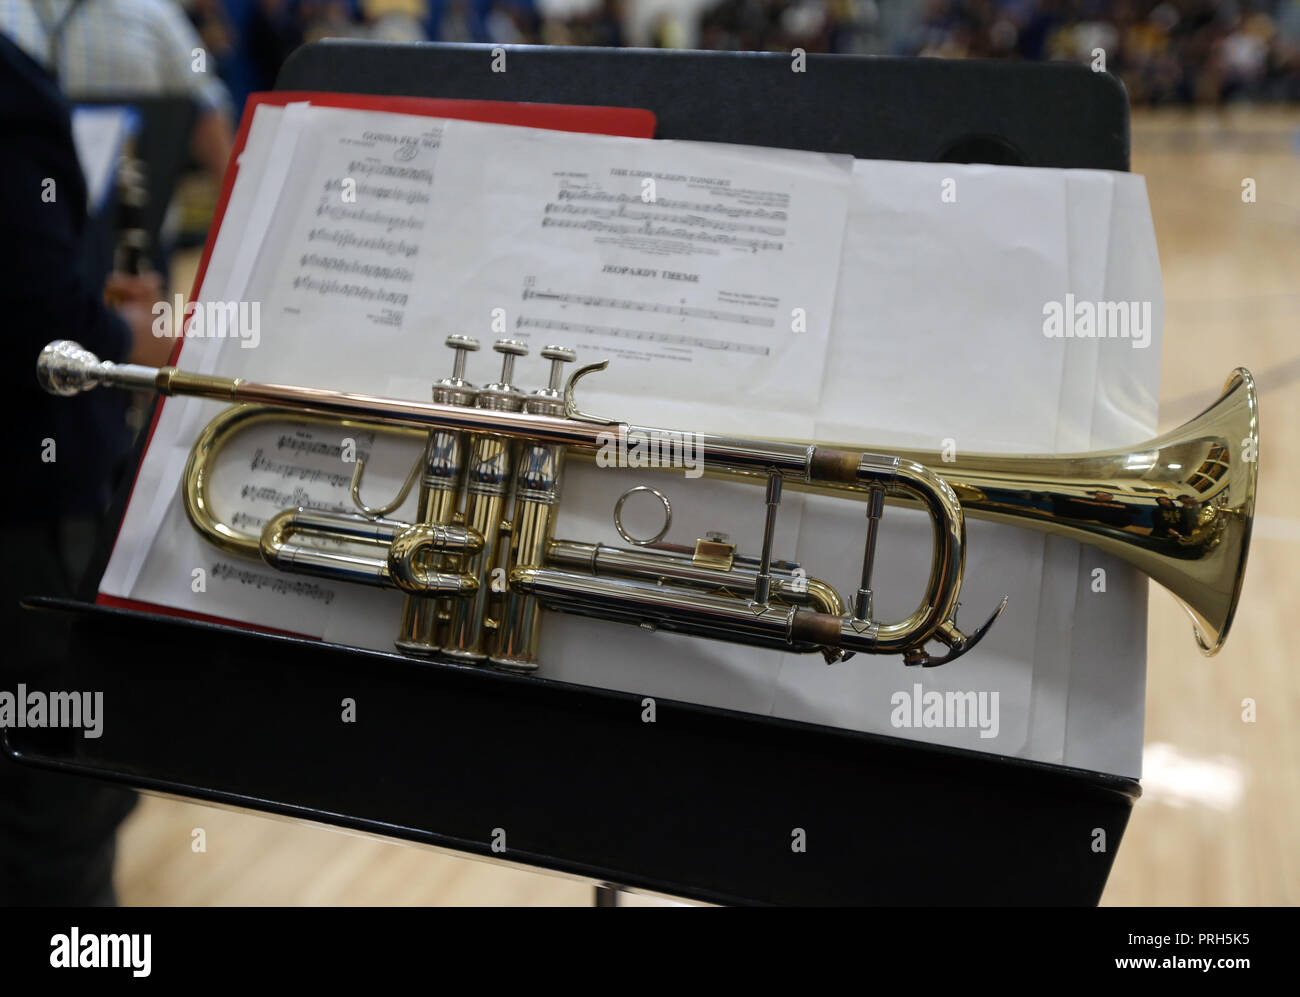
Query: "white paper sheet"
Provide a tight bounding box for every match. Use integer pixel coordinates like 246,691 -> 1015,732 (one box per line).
70,105 -> 139,212
765,161 -> 1159,777
427,120 -> 853,437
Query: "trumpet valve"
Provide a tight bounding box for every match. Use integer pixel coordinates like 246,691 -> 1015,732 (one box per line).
486,339 -> 527,394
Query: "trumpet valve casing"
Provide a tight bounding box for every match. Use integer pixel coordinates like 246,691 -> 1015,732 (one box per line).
394,338 -> 479,656
441,340 -> 529,662
490,387 -> 569,670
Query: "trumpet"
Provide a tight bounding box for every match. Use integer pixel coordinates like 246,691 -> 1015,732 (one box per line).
37,338 -> 1258,670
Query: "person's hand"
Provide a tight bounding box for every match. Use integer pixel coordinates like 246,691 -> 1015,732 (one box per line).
120,299 -> 174,367
104,272 -> 171,366
104,271 -> 162,308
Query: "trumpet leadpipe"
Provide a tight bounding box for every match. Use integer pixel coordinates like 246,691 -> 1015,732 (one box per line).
36,343 -> 832,481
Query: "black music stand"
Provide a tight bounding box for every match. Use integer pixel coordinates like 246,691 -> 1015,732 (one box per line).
10,43 -> 1139,906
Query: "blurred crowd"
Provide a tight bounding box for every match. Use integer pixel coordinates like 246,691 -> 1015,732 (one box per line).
174,0 -> 1297,107
892,1 -> 1300,102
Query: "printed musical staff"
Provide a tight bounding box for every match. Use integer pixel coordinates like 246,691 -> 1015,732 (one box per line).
249,449 -> 354,488
517,316 -> 771,355
521,287 -> 774,327
298,253 -> 414,283
555,188 -> 789,220
313,204 -> 425,234
307,227 -> 419,258
210,561 -> 335,604
540,216 -> 784,254
345,159 -> 434,186
289,275 -> 408,308
544,201 -> 785,238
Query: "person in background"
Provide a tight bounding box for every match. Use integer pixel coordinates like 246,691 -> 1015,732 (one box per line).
297,0 -> 369,42
437,0 -> 476,41
0,0 -> 236,187
363,0 -> 429,41
0,31 -> 171,905
184,0 -> 241,99
246,0 -> 305,92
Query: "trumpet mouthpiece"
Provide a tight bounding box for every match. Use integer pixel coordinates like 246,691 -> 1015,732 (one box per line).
37,340 -> 103,396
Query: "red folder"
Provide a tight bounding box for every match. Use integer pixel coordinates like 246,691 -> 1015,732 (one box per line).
97,93 -> 657,629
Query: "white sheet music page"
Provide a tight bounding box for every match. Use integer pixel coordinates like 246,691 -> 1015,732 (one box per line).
426,118 -> 852,437
762,160 -> 1159,778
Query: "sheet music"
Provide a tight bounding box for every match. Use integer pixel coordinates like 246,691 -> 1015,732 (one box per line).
427,119 -> 852,436
102,102 -> 853,637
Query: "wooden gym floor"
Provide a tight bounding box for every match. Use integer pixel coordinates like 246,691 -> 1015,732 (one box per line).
114,107 -> 1299,906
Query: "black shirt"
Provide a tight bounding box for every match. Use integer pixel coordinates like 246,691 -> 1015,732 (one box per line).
1,32 -> 133,521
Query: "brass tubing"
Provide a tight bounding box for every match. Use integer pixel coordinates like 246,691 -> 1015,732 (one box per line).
179,404 -> 429,559
394,484 -> 461,654
260,509 -> 479,595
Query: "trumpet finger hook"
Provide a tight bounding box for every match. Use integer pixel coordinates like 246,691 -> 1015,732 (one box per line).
903,595 -> 1009,667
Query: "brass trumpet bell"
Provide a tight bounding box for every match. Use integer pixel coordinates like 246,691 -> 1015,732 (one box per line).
873,368 -> 1258,654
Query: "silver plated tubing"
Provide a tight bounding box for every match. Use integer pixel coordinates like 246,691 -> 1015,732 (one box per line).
545,540 -> 845,615
511,567 -> 812,653
753,474 -> 783,606
511,567 -> 883,657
